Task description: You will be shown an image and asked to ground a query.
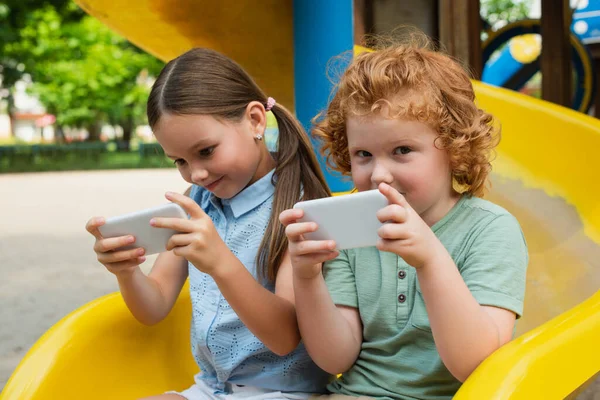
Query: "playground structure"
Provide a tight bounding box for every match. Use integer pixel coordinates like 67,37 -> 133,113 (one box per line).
481,0 -> 600,113
0,1 -> 599,399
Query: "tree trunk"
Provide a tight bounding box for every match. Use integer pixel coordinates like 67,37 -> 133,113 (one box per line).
54,124 -> 65,144
6,91 -> 16,138
120,114 -> 134,151
86,120 -> 102,142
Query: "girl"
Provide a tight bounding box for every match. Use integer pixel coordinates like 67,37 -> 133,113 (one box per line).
86,48 -> 332,399
280,37 -> 528,399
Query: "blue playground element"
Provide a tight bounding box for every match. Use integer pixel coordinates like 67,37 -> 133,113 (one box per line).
482,41 -> 528,87
293,0 -> 354,193
482,0 -> 599,112
572,0 -> 600,44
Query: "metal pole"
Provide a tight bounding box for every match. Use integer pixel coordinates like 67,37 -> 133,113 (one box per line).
293,0 -> 354,192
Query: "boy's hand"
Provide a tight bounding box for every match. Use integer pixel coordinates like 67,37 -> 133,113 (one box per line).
376,183 -> 443,269
86,217 -> 146,277
150,192 -> 233,276
279,208 -> 339,280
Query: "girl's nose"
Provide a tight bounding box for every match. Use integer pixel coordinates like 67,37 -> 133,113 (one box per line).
191,165 -> 209,184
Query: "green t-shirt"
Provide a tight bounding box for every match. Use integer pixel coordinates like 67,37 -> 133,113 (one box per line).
323,195 -> 528,400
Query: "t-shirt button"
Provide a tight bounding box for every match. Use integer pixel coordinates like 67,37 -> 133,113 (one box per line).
398,294 -> 406,303
398,270 -> 406,279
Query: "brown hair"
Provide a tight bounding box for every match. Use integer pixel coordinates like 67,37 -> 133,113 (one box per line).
148,48 -> 331,282
313,34 -> 499,197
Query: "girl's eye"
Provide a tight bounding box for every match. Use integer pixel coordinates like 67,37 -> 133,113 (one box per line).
173,159 -> 185,166
394,146 -> 412,155
356,150 -> 372,158
199,146 -> 215,157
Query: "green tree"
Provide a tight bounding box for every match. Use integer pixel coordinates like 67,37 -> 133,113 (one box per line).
1,1 -> 164,145
0,0 -> 81,132
480,0 -> 534,30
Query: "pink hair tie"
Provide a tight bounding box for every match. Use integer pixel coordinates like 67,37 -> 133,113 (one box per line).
265,97 -> 276,111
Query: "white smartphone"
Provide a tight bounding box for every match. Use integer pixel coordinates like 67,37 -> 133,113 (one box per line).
293,189 -> 389,250
98,203 -> 188,256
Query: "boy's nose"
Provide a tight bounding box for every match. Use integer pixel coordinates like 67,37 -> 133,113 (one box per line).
371,162 -> 393,187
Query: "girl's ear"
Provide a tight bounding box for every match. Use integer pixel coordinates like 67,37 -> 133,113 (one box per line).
244,101 -> 267,137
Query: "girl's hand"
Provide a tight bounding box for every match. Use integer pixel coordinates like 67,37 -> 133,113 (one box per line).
86,217 -> 146,277
150,192 -> 230,276
376,183 -> 444,269
279,208 -> 339,280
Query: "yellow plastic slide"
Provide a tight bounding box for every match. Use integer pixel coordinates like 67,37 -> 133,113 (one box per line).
2,1 -> 599,398
454,83 -> 600,399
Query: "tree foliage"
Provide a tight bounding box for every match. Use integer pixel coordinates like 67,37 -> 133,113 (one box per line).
0,1 -> 164,141
481,0 -> 534,30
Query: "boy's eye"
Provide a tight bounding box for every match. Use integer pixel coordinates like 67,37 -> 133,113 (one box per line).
199,146 -> 215,157
356,150 -> 372,158
394,146 -> 412,155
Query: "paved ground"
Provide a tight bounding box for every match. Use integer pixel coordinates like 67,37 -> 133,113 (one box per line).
0,170 -> 597,398
0,169 -> 188,391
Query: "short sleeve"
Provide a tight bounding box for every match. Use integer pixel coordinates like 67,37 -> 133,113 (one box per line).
322,250 -> 359,308
461,214 -> 529,317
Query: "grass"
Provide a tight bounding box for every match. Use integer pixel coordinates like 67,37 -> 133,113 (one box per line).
0,137 -> 29,146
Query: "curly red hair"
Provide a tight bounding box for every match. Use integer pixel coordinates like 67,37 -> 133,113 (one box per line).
313,37 -> 500,197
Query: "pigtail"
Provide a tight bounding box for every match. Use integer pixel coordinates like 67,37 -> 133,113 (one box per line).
256,104 -> 331,283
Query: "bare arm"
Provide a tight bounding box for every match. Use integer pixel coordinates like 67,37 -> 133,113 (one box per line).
86,190 -> 192,326
280,208 -> 363,374
116,251 -> 189,325
212,251 -> 304,356
417,250 -> 516,382
294,273 -> 363,374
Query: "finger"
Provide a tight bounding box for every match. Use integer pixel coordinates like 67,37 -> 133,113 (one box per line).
94,235 -> 136,253
166,233 -> 195,251
377,223 -> 408,240
285,222 -> 318,242
376,238 -> 397,253
150,217 -> 196,232
378,183 -> 409,208
98,247 -> 145,264
106,257 -> 147,271
292,239 -> 336,256
86,217 -> 106,240
279,208 -> 304,226
166,191 -> 206,220
172,245 -> 191,258
294,251 -> 339,266
376,204 -> 407,224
